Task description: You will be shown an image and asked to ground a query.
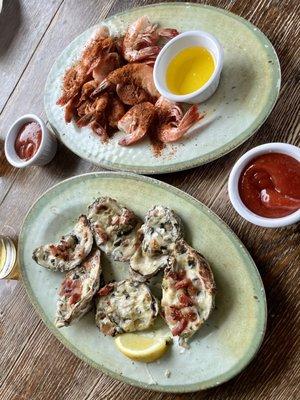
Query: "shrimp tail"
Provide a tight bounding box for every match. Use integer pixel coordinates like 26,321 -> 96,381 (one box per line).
118,136 -> 136,146
57,94 -> 71,106
64,108 -> 73,123
91,79 -> 110,97
118,128 -> 147,146
157,28 -> 179,39
86,57 -> 101,75
178,105 -> 203,131
161,105 -> 204,143
90,121 -> 109,142
126,45 -> 161,62
64,102 -> 75,123
76,113 -> 94,127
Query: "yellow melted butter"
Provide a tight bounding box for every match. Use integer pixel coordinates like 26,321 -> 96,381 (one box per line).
166,46 -> 215,95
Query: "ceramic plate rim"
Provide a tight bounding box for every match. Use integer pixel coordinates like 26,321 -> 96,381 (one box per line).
19,171 -> 267,393
44,2 -> 281,175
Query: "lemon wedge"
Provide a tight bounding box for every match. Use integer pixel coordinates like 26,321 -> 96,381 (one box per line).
115,333 -> 169,363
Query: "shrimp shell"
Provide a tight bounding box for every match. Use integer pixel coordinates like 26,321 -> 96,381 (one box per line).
123,16 -> 159,62
57,27 -> 114,106
117,102 -> 155,146
158,105 -> 203,143
116,83 -> 152,105
92,63 -> 160,98
107,96 -> 126,128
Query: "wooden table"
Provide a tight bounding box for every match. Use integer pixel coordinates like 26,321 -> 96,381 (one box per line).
0,1 -> 299,399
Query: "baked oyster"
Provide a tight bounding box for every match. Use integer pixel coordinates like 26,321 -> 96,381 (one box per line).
95,279 -> 159,336
161,240 -> 216,344
141,205 -> 183,255
32,215 -> 93,272
130,205 -> 183,280
88,197 -> 141,262
55,248 -> 101,328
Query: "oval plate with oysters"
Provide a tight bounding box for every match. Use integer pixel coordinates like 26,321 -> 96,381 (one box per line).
19,172 -> 266,392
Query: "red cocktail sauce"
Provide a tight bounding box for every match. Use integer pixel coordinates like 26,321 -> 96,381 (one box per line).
14,122 -> 42,160
238,153 -> 300,218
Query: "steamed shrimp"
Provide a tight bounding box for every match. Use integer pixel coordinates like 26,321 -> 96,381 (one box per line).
90,118 -> 108,142
79,80 -> 98,104
122,16 -> 179,63
117,102 -> 155,146
107,96 -> 126,128
57,27 -> 114,106
89,52 -> 120,82
116,83 -> 151,105
155,97 -> 203,143
92,63 -> 160,98
64,96 -> 79,123
76,93 -> 109,127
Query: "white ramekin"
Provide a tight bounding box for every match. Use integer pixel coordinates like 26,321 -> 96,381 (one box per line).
5,114 -> 57,168
228,143 -> 300,228
153,30 -> 224,104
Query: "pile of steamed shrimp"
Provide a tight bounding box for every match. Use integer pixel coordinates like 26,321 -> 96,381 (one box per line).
57,16 -> 203,146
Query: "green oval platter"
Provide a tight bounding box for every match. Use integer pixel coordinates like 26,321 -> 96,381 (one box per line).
19,172 -> 267,392
44,3 -> 280,174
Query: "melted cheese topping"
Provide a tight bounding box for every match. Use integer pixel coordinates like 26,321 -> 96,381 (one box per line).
96,280 -> 158,334
161,242 -> 214,341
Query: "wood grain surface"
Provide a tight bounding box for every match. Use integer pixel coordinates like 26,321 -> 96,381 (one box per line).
0,0 -> 299,399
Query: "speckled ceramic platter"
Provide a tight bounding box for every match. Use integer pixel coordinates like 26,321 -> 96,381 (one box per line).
19,172 -> 266,393
45,3 -> 280,174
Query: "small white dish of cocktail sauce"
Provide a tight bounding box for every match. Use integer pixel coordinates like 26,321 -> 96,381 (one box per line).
228,143 -> 300,228
5,114 -> 57,168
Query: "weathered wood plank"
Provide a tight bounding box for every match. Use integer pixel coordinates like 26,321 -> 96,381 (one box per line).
0,152 -> 21,205
0,315 -> 100,399
0,0 -> 63,113
0,283 -> 40,387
